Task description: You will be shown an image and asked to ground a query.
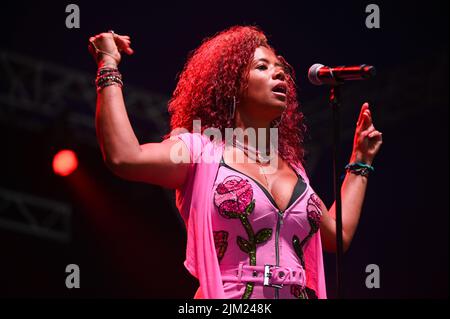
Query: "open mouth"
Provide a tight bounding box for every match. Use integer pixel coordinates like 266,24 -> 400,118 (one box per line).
271,83 -> 287,97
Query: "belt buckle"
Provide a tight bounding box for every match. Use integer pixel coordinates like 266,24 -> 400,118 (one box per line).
263,264 -> 283,288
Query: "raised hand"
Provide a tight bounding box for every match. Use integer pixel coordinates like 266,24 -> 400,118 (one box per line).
88,31 -> 134,67
350,102 -> 383,165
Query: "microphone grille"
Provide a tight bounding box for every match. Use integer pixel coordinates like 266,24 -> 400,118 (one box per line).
308,63 -> 324,86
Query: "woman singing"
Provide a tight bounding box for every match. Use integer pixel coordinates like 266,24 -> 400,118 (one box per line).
88,25 -> 382,299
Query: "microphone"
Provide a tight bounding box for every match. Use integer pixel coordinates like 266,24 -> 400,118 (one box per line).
308,63 -> 376,86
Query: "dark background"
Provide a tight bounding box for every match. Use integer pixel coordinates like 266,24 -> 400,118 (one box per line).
0,1 -> 448,299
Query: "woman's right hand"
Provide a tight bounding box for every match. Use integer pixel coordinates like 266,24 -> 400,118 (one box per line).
88,31 -> 134,68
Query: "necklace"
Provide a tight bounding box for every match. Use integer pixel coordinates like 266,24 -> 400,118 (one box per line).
258,163 -> 270,189
232,138 -> 276,164
232,138 -> 276,189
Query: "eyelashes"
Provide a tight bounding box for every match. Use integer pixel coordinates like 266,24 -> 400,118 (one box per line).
256,64 -> 268,70
255,63 -> 291,75
254,59 -> 295,81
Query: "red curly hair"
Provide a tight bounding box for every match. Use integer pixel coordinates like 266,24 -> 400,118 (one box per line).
164,25 -> 308,166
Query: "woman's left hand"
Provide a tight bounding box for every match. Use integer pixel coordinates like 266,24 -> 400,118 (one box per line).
350,102 -> 383,165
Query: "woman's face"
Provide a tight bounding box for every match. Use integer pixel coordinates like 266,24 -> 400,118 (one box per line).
239,46 -> 287,122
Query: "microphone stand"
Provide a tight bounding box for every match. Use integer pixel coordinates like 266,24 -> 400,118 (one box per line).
330,84 -> 344,299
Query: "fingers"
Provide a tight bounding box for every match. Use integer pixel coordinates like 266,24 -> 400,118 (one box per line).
361,102 -> 369,112
88,32 -> 134,58
363,109 -> 372,125
115,36 -> 134,55
356,102 -> 369,126
356,102 -> 382,140
368,130 -> 382,138
89,32 -> 131,43
111,33 -> 133,54
358,103 -> 373,130
361,126 -> 382,141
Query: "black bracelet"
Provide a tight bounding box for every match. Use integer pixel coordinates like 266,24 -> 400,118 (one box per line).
345,161 -> 374,177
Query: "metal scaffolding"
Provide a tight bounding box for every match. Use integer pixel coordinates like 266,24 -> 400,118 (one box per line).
0,50 -> 170,146
0,187 -> 71,242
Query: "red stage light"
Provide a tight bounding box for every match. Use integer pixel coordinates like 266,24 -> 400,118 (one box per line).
53,149 -> 78,176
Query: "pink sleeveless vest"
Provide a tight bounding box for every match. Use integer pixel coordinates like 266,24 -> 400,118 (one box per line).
174,132 -> 327,299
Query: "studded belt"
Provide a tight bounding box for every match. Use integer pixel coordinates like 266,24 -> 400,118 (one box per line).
220,263 -> 306,289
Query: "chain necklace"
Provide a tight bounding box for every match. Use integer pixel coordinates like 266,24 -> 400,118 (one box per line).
258,162 -> 270,189
232,138 -> 276,164
232,138 -> 276,188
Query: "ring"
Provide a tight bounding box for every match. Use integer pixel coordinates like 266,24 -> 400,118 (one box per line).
109,30 -> 116,38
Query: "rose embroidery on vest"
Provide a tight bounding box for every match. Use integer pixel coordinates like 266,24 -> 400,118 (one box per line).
213,231 -> 229,263
307,193 -> 322,233
291,193 -> 323,299
214,175 -> 273,299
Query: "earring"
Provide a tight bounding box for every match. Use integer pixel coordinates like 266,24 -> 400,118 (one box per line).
229,96 -> 236,120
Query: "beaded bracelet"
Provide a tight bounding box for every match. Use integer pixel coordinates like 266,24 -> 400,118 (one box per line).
96,75 -> 123,87
95,67 -> 123,92
345,162 -> 374,177
96,77 -> 123,92
97,68 -> 122,77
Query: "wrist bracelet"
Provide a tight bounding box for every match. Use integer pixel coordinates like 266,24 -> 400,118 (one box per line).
345,161 -> 374,177
95,67 -> 123,92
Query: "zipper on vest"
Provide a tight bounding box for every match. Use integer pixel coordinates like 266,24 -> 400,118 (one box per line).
275,209 -> 284,299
